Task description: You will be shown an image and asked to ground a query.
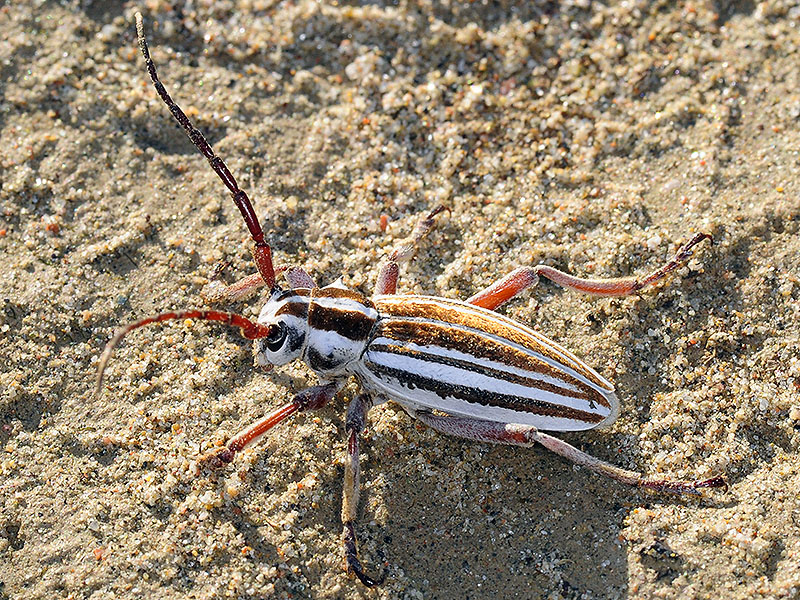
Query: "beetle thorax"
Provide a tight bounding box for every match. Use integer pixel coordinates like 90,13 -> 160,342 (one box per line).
257,286 -> 378,376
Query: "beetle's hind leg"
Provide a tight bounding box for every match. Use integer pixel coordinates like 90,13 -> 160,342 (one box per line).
466,233 -> 712,310
411,410 -> 726,495
466,266 -> 541,310
533,233 -> 712,297
373,206 -> 448,296
341,394 -> 385,586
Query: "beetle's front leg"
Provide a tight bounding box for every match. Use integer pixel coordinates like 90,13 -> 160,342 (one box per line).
203,266 -> 318,304
202,272 -> 268,304
341,393 -> 384,586
199,381 -> 341,469
374,206 -> 448,296
411,410 -> 726,495
467,233 -> 712,310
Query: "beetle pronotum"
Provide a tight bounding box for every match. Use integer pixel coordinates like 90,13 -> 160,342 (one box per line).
96,13 -> 727,586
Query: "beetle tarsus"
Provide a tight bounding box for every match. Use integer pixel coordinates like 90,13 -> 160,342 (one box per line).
675,232 -> 714,262
197,446 -> 235,470
344,522 -> 385,587
693,475 -> 728,492
640,474 -> 728,495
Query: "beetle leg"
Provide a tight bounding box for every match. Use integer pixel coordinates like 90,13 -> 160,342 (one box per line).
342,394 -> 385,586
198,381 -> 342,469
466,266 -> 540,310
467,233 -> 712,308
374,206 -> 448,296
411,410 -> 727,495
533,233 -> 712,296
202,272 -> 268,304
284,266 -> 317,290
202,266 -> 317,304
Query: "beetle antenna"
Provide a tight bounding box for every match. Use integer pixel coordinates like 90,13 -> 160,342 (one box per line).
94,309 -> 275,397
135,12 -> 276,289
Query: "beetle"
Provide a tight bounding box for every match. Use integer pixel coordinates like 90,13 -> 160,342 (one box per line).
96,13 -> 726,587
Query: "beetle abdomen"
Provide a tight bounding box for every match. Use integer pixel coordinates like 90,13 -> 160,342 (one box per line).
357,296 -> 618,431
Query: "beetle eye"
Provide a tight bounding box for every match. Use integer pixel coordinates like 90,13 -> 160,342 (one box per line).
266,322 -> 288,352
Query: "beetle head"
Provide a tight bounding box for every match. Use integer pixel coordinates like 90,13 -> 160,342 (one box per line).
255,288 -> 312,366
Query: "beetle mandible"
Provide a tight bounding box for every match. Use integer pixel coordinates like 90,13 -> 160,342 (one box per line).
96,13 -> 726,587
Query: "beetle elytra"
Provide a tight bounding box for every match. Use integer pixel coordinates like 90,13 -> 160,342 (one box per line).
96,13 -> 726,587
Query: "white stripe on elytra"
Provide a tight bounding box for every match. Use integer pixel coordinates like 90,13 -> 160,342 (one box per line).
356,361 -> 602,431
363,347 -> 610,417
368,336 -> 587,396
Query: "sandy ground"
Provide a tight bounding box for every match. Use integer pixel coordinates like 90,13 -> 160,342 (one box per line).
2,0 -> 800,598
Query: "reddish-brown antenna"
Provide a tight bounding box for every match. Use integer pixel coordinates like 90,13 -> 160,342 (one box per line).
95,309 -> 276,396
135,13 -> 276,289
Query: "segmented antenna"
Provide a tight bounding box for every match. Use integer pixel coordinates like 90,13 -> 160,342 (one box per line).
95,309 -> 277,396
135,12 -> 276,289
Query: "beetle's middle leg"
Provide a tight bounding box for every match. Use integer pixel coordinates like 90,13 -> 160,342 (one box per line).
411,410 -> 726,495
342,393 -> 384,587
467,233 -> 712,310
373,206 -> 448,296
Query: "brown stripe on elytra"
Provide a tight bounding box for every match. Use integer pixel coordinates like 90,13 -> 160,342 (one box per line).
308,301 -> 377,342
376,296 -> 610,391
315,286 -> 376,309
375,318 -> 611,409
369,342 -> 601,404
363,358 -> 606,423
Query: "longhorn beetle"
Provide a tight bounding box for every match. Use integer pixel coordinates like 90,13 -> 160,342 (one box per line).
96,13 -> 727,587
